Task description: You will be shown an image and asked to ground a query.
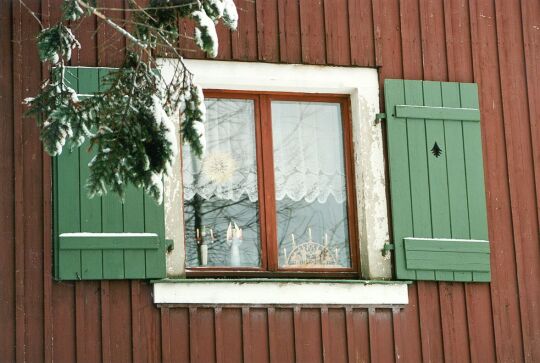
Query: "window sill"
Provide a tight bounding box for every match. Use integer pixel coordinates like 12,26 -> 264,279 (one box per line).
152,279 -> 410,307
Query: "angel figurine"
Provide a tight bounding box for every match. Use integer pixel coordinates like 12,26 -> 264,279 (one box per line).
226,221 -> 243,266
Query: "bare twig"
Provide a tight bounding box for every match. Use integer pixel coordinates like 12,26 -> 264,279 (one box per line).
19,0 -> 43,29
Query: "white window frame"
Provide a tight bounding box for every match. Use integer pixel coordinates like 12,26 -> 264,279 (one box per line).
154,59 -> 407,306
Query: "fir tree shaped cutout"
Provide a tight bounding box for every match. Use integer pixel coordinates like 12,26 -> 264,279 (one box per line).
431,142 -> 443,158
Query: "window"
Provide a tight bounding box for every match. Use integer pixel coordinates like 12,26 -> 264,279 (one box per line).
182,91 -> 359,277
161,59 -> 392,280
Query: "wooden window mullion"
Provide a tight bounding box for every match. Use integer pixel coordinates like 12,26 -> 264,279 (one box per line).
258,94 -> 279,271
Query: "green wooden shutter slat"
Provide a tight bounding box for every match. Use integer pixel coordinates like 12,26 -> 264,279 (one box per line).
460,83 -> 490,282
59,234 -> 160,250
54,67 -> 168,280
404,238 -> 489,253
405,251 -> 490,271
385,80 -> 416,280
395,105 -> 480,121
123,186 -> 147,278
144,194 -> 167,278
424,81 -> 454,281
442,82 -> 473,281
97,68 -> 126,279
77,68 -> 103,279
385,79 -> 490,282
405,80 -> 434,280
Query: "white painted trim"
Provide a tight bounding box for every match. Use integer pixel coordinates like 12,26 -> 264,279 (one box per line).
153,281 -> 408,306
159,59 -> 392,279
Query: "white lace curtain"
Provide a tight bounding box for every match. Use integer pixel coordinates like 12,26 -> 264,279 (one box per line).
183,98 -> 347,204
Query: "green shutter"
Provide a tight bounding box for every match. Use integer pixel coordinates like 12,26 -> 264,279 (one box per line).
385,79 -> 490,282
53,67 -> 170,280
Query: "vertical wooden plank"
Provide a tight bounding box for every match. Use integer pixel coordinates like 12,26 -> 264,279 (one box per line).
190,308 -> 216,363
438,283 -> 472,363
320,307 -> 330,362
169,308 -> 190,362
221,308 -> 243,363
268,308 -> 295,363
460,83 -> 489,282
520,0 -> 540,360
423,81 -> 453,281
385,79 -> 414,280
419,0 -> 448,81
372,0 -> 403,73
97,0 -> 125,67
277,0 -> 301,63
256,0 -> 279,62
241,308 -> 250,362
144,194 -> 166,278
249,308 -> 270,363
404,80 -> 433,280
299,0 -> 326,64
215,22 -> 232,60
443,0 -> 474,83
327,308 -> 348,363
133,282 -> 161,363
232,0 -> 258,61
123,187 -> 146,279
78,68 -> 103,280
160,308 -> 171,363
345,308 -> 370,363
0,0 -> 15,359
324,0 -> 351,66
99,68 -> 125,279
21,0 -> 46,358
442,83 -> 470,241
399,0 -> 423,79
56,126 -> 82,280
215,307 -> 225,363
416,282 -> 445,363
108,282 -> 133,363
391,284 -> 422,363
469,0 -> 524,360
368,308 -> 395,363
295,308 -> 323,363
348,0 -> 376,67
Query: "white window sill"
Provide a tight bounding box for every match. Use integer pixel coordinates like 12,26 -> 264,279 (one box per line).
152,279 -> 409,307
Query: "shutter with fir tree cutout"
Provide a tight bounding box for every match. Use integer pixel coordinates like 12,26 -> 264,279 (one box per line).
384,79 -> 490,282
54,67 -> 171,280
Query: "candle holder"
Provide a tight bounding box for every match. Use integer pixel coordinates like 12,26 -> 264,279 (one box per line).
195,226 -> 215,267
226,221 -> 243,266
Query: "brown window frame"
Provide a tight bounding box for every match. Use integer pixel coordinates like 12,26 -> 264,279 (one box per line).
184,90 -> 360,278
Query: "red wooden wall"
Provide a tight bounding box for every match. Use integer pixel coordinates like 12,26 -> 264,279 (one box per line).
1,0 -> 539,362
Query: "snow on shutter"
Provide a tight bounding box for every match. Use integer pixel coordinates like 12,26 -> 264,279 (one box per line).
384,79 -> 490,282
54,67 -> 170,280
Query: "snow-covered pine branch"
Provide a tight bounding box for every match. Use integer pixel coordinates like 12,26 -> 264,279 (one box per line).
23,0 -> 239,204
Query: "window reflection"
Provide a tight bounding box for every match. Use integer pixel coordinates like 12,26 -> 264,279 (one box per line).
271,101 -> 351,268
183,98 -> 261,268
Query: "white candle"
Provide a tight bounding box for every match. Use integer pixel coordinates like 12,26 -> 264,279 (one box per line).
210,228 -> 214,241
196,228 -> 200,240
308,228 -> 312,241
227,222 -> 233,241
335,248 -> 339,260
283,247 -> 287,261
291,234 -> 296,247
324,233 -> 328,246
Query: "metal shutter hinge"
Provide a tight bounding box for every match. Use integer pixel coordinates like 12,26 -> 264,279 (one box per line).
382,243 -> 395,257
375,113 -> 386,125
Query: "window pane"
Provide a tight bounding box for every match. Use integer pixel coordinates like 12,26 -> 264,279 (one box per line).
271,101 -> 352,269
183,98 -> 261,268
